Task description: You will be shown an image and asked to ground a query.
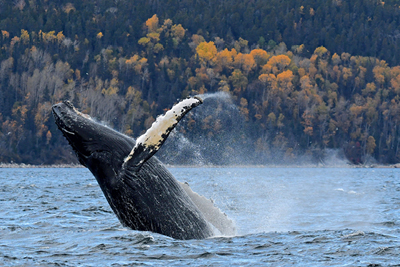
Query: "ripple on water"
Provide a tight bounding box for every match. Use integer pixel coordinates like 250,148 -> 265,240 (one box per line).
1,168 -> 400,266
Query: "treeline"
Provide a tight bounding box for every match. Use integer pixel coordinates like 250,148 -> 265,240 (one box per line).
1,10 -> 400,164
2,0 -> 400,66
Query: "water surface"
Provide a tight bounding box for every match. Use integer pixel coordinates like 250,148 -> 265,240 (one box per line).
1,167 -> 399,266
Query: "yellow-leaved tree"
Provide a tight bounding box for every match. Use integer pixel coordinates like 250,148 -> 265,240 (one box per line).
196,41 -> 217,66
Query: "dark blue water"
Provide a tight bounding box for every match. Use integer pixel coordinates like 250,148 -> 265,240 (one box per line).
1,167 -> 400,266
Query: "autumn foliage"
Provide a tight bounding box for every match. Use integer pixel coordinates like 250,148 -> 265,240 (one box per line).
1,12 -> 400,165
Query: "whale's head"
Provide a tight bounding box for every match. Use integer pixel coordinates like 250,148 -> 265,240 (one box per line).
52,97 -> 202,182
52,101 -> 133,175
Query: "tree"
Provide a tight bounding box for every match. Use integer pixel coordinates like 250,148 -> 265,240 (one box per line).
234,53 -> 256,74
145,14 -> 160,33
262,55 -> 291,75
214,48 -> 236,72
314,46 -> 329,58
20,29 -> 29,44
250,49 -> 269,66
196,41 -> 217,66
276,70 -> 294,95
366,136 -> 376,155
229,69 -> 248,94
171,24 -> 185,41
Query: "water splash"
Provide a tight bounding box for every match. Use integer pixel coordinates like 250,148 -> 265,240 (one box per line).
159,131 -> 206,165
158,91 -> 250,166
161,93 -> 352,166
319,148 -> 351,167
196,91 -> 233,102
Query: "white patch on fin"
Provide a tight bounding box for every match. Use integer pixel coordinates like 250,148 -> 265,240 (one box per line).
123,97 -> 203,170
136,97 -> 201,150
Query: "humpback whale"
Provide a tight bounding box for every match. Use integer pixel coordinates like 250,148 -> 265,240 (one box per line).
52,97 -> 235,240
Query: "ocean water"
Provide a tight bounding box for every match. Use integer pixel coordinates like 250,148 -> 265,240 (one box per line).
1,167 -> 400,266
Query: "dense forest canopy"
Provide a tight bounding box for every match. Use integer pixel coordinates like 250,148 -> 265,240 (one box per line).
1,0 -> 400,165
2,0 -> 400,65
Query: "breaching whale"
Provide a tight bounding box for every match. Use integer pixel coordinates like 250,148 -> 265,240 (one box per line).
52,97 -> 235,240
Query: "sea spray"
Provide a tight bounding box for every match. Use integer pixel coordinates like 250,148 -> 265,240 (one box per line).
159,93 -> 354,166
159,131 -> 206,165
196,91 -> 233,102
158,92 -> 253,166
319,148 -> 351,167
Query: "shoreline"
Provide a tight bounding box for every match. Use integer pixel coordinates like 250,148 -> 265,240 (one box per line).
1,163 -> 400,169
0,163 -> 84,168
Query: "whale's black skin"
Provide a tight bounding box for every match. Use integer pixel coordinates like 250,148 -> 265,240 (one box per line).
52,99 -> 215,240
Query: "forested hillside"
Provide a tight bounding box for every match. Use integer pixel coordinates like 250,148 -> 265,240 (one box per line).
1,0 -> 400,165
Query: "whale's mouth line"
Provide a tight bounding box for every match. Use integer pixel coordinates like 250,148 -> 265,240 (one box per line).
59,126 -> 75,135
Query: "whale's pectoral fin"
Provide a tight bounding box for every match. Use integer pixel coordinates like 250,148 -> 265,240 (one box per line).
123,96 -> 203,171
